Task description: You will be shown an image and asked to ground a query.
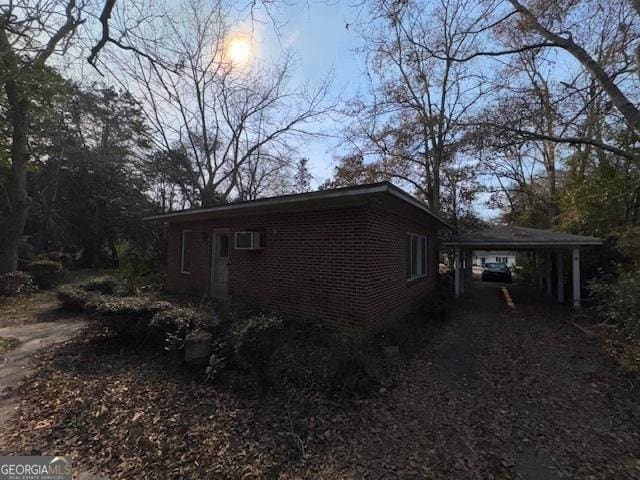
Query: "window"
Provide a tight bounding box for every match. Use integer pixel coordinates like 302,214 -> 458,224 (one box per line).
496,256 -> 508,264
181,230 -> 192,274
407,234 -> 428,280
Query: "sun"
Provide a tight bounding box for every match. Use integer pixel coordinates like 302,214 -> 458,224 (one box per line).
226,37 -> 252,67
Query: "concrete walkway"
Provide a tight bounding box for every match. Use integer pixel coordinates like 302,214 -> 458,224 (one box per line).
0,320 -> 86,421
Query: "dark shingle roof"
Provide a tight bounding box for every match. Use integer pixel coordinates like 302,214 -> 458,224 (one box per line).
443,225 -> 602,247
145,181 -> 453,228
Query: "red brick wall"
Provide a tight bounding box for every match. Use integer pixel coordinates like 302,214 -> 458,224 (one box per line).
164,201 -> 440,331
166,207 -> 371,329
362,205 -> 440,331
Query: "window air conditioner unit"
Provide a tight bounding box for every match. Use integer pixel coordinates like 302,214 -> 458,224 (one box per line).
235,231 -> 262,250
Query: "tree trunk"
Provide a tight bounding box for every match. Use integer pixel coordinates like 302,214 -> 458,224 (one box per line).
0,98 -> 31,274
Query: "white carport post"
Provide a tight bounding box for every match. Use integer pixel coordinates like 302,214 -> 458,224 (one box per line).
454,247 -> 461,298
556,252 -> 564,303
572,247 -> 581,308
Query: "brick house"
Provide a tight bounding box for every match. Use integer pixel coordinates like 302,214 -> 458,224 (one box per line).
146,182 -> 452,331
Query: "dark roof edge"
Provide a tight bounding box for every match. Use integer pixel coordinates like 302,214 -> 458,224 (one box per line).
441,240 -> 603,247
144,182 -> 454,229
383,183 -> 454,229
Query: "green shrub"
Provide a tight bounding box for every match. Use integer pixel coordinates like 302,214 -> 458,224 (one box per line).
266,324 -> 380,397
39,251 -> 76,269
230,313 -> 284,373
0,271 -> 36,296
92,296 -> 153,317
56,285 -> 96,311
116,244 -> 157,295
24,260 -> 63,288
268,340 -> 332,389
79,275 -> 118,294
91,296 -> 172,336
590,270 -> 640,339
149,306 -> 213,350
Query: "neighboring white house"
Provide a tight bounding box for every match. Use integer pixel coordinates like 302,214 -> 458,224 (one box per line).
472,250 -> 517,268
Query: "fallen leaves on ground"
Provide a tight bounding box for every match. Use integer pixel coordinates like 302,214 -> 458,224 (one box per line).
1,297 -> 640,479
0,292 -> 60,328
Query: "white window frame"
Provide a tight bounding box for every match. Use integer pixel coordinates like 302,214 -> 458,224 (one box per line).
181,230 -> 192,274
407,233 -> 428,281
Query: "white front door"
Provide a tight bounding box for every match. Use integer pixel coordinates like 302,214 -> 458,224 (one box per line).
210,230 -> 230,299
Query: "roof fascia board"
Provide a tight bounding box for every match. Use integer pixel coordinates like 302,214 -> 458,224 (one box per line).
144,183 -> 453,229
144,184 -> 389,221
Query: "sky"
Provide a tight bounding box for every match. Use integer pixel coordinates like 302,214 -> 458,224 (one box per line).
256,1 -> 367,185
253,1 -> 498,219
91,0 -> 501,219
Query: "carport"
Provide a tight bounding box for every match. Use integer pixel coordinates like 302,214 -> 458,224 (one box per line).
442,226 -> 603,308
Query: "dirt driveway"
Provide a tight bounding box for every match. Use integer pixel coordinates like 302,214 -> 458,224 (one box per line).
417,281 -> 640,478
0,287 -> 638,479
313,281 -> 640,479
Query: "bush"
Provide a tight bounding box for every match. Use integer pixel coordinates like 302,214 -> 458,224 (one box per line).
266,324 -> 380,397
79,275 -> 118,294
24,260 -> 63,288
93,295 -> 170,320
149,306 -> 213,350
268,340 -> 332,389
56,276 -> 120,311
39,251 -> 76,269
590,270 -> 640,339
116,244 -> 158,295
73,295 -> 171,337
56,285 -> 97,311
229,313 -> 284,373
0,271 -> 36,296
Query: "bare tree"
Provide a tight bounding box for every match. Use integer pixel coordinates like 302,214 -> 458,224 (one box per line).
449,0 -> 640,224
237,150 -> 292,200
345,0 -> 492,213
506,0 -> 640,133
119,0 -> 331,207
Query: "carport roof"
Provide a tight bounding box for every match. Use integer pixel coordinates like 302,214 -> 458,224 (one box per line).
442,225 -> 603,248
